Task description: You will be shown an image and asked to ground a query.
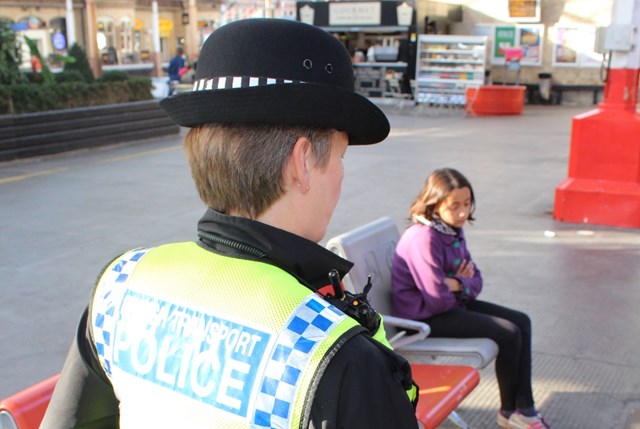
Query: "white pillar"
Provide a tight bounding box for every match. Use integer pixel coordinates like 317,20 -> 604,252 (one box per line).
152,0 -> 162,77
65,0 -> 76,47
220,5 -> 228,26
186,0 -> 199,58
608,0 -> 640,70
152,1 -> 161,55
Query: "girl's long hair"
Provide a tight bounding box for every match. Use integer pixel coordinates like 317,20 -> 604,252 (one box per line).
408,167 -> 476,223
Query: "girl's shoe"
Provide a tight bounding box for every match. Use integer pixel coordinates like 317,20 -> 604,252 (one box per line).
507,411 -> 550,429
497,410 -> 511,428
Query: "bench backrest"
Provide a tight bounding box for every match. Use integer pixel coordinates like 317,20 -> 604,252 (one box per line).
326,216 -> 400,316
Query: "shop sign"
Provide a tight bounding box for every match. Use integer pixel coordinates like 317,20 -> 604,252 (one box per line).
12,22 -> 28,31
396,2 -> 413,27
299,4 -> 315,25
507,0 -> 540,23
159,18 -> 173,38
134,18 -> 144,31
329,2 -> 381,26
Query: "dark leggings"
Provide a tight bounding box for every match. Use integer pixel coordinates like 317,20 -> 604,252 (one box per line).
424,300 -> 533,412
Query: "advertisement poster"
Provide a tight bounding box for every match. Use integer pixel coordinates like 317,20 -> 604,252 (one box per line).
553,26 -> 579,66
552,25 -> 600,67
487,24 -> 543,65
519,25 -> 542,65
494,26 -> 516,59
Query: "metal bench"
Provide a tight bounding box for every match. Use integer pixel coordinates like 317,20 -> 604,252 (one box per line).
326,216 -> 496,428
326,216 -> 498,369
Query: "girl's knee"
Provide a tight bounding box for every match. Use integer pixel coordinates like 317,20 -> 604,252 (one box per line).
493,320 -> 522,348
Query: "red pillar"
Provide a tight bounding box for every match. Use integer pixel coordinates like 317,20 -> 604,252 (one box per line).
553,2 -> 640,228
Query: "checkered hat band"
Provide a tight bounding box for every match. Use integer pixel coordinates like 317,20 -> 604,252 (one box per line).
192,76 -> 304,92
92,247 -> 153,376
252,294 -> 345,429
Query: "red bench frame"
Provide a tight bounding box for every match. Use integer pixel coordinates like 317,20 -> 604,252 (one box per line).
1,365 -> 477,429
413,364 -> 479,429
0,375 -> 59,429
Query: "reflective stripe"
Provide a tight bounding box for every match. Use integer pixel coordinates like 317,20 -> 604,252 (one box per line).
93,248 -> 152,375
91,243 -> 359,429
253,295 -> 345,428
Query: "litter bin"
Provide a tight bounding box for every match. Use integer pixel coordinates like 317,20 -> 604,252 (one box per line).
538,72 -> 552,102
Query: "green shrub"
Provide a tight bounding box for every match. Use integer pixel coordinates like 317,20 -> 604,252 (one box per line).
0,77 -> 154,114
24,71 -> 44,84
99,70 -> 129,82
0,18 -> 25,85
64,43 -> 94,82
127,77 -> 153,101
55,70 -> 86,83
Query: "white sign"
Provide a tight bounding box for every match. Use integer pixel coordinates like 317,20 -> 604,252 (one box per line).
396,3 -> 413,27
299,5 -> 315,25
329,2 -> 381,26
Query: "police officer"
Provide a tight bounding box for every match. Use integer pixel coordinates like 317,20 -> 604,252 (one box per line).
41,19 -> 419,429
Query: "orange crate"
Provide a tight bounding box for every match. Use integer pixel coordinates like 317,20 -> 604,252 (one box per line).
466,85 -> 526,115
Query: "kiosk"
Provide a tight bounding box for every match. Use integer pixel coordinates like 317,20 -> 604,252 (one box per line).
297,0 -> 417,96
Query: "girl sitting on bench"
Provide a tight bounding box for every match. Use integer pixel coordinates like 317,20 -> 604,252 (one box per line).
391,167 -> 550,429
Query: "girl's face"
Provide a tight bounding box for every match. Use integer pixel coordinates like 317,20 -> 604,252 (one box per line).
435,187 -> 472,228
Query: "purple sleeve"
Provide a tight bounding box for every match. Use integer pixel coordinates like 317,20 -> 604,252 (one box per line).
402,229 -> 457,315
454,244 -> 483,300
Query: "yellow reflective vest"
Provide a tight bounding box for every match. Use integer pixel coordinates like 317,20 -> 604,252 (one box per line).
90,242 -> 363,429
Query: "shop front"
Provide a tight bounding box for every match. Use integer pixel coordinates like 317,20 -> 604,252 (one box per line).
297,0 -> 417,96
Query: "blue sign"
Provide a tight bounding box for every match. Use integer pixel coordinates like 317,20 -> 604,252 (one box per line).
110,290 -> 273,417
11,22 -> 28,31
52,32 -> 67,50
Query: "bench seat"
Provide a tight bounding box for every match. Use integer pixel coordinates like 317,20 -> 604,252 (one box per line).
413,364 -> 480,429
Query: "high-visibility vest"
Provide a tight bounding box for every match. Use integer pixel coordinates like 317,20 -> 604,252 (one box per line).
90,242 -> 362,429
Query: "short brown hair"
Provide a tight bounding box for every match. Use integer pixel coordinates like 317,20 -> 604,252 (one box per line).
184,123 -> 333,218
408,167 -> 476,223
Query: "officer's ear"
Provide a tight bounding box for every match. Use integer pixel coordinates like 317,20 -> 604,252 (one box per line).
286,136 -> 312,194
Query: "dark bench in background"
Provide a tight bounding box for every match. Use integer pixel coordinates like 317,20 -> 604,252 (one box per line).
493,82 -> 604,105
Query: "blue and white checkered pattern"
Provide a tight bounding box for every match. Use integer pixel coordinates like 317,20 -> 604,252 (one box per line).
252,295 -> 345,429
92,248 -> 152,375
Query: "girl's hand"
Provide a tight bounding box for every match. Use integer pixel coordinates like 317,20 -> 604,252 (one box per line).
456,260 -> 475,278
443,277 -> 461,292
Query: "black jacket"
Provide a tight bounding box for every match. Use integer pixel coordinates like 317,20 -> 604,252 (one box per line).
41,209 -> 419,429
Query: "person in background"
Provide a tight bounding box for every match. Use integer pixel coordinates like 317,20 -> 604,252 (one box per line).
167,46 -> 185,93
391,167 -> 550,429
30,55 -> 42,74
41,18 -> 419,429
179,60 -> 197,84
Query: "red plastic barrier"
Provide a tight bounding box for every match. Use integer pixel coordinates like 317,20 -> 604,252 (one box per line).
466,85 -> 526,116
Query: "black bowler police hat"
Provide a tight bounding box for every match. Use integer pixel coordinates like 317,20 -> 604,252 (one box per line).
159,19 -> 389,145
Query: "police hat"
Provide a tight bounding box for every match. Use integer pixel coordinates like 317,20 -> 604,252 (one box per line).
159,19 -> 389,145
